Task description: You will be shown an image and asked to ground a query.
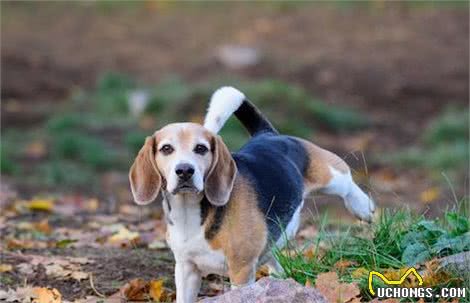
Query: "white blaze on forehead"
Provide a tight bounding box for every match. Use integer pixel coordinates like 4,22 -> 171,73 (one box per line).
204,86 -> 245,134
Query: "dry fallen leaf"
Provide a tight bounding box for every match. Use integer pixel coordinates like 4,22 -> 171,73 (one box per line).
15,254 -> 91,281
0,287 -> 61,303
108,226 -> 139,244
383,267 -> 425,288
421,259 -> 452,287
70,271 -> 89,281
6,238 -> 48,249
18,263 -> 34,275
0,263 -> 13,273
85,198 -> 99,212
303,248 -> 316,260
256,265 -> 270,280
149,279 -> 165,302
27,199 -> 54,212
351,267 -> 369,279
34,219 -> 52,234
420,187 -> 441,204
315,271 -> 361,303
120,278 -> 169,302
121,278 -> 149,301
148,239 -> 167,250
33,287 -> 61,303
0,286 -> 36,302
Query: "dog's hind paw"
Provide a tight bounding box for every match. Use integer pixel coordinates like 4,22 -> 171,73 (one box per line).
343,183 -> 376,223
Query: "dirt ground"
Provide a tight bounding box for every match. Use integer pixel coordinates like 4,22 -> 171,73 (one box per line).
1,2 -> 468,301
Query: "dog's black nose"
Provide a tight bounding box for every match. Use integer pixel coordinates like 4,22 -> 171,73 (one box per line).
175,163 -> 195,181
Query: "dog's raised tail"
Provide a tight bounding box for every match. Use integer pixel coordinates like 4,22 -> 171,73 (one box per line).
204,86 -> 277,136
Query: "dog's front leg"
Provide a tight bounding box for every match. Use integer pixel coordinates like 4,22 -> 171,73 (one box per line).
228,262 -> 256,289
175,261 -> 201,303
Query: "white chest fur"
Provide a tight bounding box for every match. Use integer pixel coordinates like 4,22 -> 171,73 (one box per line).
163,194 -> 227,277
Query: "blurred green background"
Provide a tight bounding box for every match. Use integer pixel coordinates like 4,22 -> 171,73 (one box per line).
1,1 -> 468,216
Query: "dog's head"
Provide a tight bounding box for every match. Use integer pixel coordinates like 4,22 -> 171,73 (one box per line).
129,122 -> 237,206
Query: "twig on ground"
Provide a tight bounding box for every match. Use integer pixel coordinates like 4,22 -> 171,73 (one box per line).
89,273 -> 106,298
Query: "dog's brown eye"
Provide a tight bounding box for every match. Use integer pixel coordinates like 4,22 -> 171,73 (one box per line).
160,144 -> 174,155
194,144 -> 208,155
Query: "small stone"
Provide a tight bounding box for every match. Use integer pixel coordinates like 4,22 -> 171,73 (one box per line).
128,90 -> 149,117
216,45 -> 260,69
198,277 -> 327,303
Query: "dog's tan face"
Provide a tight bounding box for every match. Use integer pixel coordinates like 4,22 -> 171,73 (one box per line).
155,123 -> 213,195
129,122 -> 237,206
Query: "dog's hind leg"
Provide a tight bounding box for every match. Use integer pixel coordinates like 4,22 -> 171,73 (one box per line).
298,138 -> 375,222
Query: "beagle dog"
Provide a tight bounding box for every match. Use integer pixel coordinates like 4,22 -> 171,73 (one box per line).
129,87 -> 375,303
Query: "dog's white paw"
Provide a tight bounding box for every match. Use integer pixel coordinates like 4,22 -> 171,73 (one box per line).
344,183 -> 375,223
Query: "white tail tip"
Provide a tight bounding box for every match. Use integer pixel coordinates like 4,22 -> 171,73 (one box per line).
204,86 -> 245,133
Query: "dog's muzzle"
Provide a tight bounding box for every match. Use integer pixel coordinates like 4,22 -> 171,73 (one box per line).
172,163 -> 198,194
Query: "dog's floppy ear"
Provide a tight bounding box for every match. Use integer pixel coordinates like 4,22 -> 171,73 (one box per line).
205,135 -> 237,206
129,136 -> 161,205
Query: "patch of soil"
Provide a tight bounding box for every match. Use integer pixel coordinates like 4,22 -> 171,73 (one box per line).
1,248 -> 175,300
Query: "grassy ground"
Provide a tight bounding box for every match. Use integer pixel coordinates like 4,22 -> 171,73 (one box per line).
275,203 -> 470,302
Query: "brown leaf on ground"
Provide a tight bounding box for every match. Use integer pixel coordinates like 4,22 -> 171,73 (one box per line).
0,287 -> 61,303
383,267 -> 429,288
256,265 -> 269,280
107,226 -> 140,247
0,263 -> 13,272
34,288 -> 62,303
351,267 -> 369,279
6,238 -> 49,249
334,260 -> 358,272
121,278 -> 149,301
14,254 -> 92,281
120,278 -> 171,302
303,248 -> 315,260
0,287 -> 36,302
34,219 -> 52,234
315,271 -> 361,303
149,279 -> 165,302
420,187 -> 441,204
27,198 -> 54,212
